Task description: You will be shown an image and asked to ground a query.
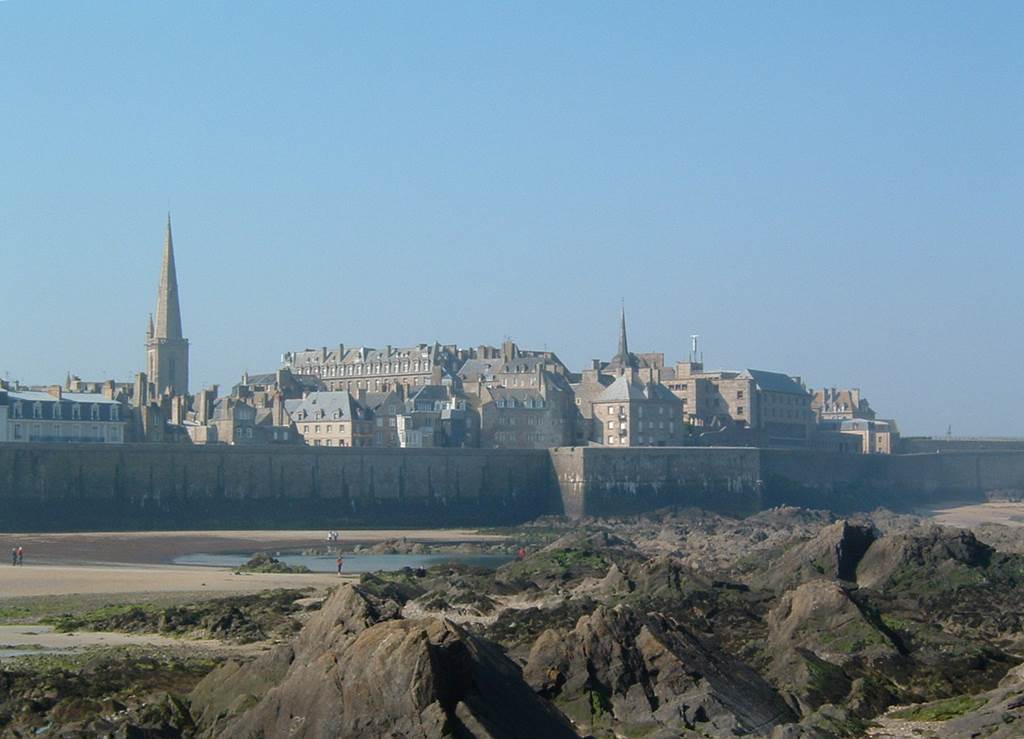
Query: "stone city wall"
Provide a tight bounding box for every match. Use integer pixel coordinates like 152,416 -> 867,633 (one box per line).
0,444 -> 558,531
2,443 -> 1024,530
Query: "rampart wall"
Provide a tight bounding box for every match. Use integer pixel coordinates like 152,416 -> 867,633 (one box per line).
0,444 -> 557,531
2,443 -> 1024,530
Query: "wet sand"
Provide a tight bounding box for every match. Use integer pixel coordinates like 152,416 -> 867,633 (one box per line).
0,623 -> 269,658
0,528 -> 502,602
1,528 -> 505,567
0,563 -> 348,599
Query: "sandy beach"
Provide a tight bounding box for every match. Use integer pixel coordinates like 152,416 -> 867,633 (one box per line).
0,528 -> 504,567
0,528 -> 502,603
918,501 -> 1024,529
0,563 -> 348,600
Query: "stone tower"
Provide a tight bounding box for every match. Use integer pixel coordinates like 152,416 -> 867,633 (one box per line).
145,215 -> 189,396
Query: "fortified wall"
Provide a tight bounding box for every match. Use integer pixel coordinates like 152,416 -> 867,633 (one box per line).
0,444 -> 557,531
2,443 -> 1024,531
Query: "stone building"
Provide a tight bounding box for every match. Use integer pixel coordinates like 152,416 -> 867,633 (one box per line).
145,215 -> 189,398
391,385 -> 477,448
0,384 -> 127,444
820,418 -> 898,454
570,308 -> 682,447
812,387 -> 877,422
363,389 -> 406,448
286,391 -> 375,448
282,343 -> 467,394
475,373 -> 575,449
589,373 -> 684,447
663,360 -> 814,446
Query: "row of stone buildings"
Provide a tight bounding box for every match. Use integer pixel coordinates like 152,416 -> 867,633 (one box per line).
0,218 -> 898,454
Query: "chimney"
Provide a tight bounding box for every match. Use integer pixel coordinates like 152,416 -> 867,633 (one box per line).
47,385 -> 62,400
102,380 -> 116,400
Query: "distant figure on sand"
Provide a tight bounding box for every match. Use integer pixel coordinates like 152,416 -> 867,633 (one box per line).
517,546 -> 526,561
336,555 -> 344,575
17,547 -> 24,566
10,548 -> 15,566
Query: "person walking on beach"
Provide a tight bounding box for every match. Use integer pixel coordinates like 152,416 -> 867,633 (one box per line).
16,547 -> 23,566
336,554 -> 344,575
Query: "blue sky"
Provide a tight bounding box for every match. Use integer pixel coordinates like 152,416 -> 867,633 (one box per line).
1,2 -> 1021,436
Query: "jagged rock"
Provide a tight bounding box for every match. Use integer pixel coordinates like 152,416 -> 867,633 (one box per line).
764,520 -> 876,591
571,562 -> 633,597
524,604 -> 794,737
765,581 -> 899,715
193,584 -> 576,738
855,526 -> 993,589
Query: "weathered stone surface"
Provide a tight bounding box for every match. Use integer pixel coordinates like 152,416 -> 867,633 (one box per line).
193,584 -> 577,739
524,604 -> 794,737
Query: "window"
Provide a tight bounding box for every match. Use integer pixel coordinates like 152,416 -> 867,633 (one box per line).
90,404 -> 100,420
327,425 -> 332,433
110,405 -> 119,421
737,406 -> 744,415
607,421 -> 615,429
13,423 -> 22,439
607,436 -> 616,444
72,404 -> 81,419
12,401 -> 22,419
53,403 -> 62,419
33,402 -> 42,418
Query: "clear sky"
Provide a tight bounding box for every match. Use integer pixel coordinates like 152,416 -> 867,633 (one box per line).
1,2 -> 1021,436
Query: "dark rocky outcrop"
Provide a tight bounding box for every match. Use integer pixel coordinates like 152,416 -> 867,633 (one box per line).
524,604 -> 795,737
763,520 -> 876,591
191,583 -> 577,738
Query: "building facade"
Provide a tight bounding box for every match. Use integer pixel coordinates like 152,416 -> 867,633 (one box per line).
286,391 -> 375,447
0,386 -> 126,444
282,343 -> 467,394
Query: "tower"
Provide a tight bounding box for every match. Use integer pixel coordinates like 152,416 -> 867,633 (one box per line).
608,304 -> 638,373
145,214 -> 189,396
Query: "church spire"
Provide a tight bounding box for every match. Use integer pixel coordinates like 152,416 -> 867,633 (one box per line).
608,302 -> 637,371
617,302 -> 629,360
154,213 -> 183,340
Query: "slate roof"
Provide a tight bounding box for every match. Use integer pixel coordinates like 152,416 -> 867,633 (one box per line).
287,392 -> 369,422
5,390 -> 119,405
597,375 -> 681,404
741,369 -> 808,395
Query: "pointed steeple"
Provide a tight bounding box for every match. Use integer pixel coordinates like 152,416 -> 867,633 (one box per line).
154,213 -> 183,340
146,313 -> 154,339
617,303 -> 629,360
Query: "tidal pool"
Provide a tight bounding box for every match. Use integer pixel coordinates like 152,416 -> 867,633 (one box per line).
172,551 -> 514,574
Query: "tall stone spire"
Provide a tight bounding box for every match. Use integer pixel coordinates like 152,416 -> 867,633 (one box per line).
145,215 -> 189,398
154,214 -> 183,340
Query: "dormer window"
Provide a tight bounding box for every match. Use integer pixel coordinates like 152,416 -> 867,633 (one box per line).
53,403 -> 62,419
33,402 -> 43,418
110,405 -> 119,421
72,404 -> 81,420
90,404 -> 100,420
13,401 -> 22,419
